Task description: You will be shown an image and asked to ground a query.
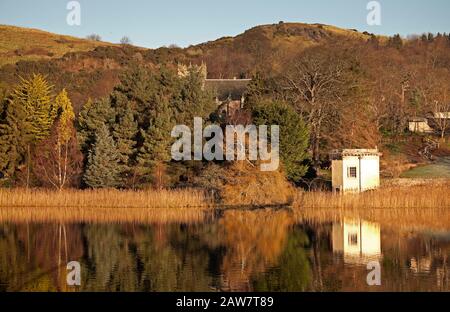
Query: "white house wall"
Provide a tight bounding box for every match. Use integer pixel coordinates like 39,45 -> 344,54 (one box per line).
342,156 -> 360,192
360,156 -> 380,191
332,156 -> 380,193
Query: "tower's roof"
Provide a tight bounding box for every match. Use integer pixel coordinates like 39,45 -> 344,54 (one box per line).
330,149 -> 382,159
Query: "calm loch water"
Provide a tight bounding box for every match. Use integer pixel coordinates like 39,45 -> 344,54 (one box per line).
0,208 -> 449,292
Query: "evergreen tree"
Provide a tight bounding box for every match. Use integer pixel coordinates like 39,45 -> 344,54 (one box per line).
111,65 -> 157,128
136,99 -> 173,188
244,72 -> 278,110
13,74 -> 56,142
112,105 -> 138,185
1,74 -> 57,186
175,67 -> 216,126
83,124 -> 121,188
0,96 -> 30,178
77,97 -> 115,153
252,100 -> 310,183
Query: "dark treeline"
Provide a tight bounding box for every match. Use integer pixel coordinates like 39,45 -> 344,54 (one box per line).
0,63 -> 309,198
0,66 -> 215,189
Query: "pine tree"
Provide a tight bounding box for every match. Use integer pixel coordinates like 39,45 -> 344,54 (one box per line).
174,67 -> 216,126
0,96 -> 31,178
136,99 -> 173,188
77,97 -> 115,153
252,100 -> 310,183
13,74 -> 56,142
111,65 -> 157,128
244,72 -> 275,110
112,105 -> 138,185
83,124 -> 121,189
3,74 -> 57,186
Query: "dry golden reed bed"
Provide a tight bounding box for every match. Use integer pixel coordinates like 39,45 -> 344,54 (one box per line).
0,207 -> 209,224
0,183 -> 449,224
295,183 -> 450,209
0,188 -> 214,224
0,188 -> 213,209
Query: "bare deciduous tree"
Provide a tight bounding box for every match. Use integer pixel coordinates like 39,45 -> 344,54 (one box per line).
430,101 -> 450,138
281,51 -> 346,168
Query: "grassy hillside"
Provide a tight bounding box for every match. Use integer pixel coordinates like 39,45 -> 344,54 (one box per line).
0,25 -> 113,67
180,22 -> 379,77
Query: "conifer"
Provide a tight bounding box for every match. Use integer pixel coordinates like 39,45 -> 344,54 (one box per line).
113,105 -> 138,183
136,99 -> 173,187
83,124 -> 121,189
0,96 -> 30,177
13,74 -> 55,142
77,97 -> 115,153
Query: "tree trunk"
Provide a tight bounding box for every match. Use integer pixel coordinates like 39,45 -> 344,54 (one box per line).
26,144 -> 30,189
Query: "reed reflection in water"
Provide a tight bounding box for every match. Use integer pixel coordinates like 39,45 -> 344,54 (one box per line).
0,208 -> 449,292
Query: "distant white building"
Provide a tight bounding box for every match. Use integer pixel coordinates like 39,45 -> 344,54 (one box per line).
408,112 -> 450,134
408,117 -> 434,134
433,112 -> 450,119
330,149 -> 381,193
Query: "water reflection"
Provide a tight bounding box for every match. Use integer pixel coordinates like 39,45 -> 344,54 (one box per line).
0,209 -> 449,292
332,219 -> 381,264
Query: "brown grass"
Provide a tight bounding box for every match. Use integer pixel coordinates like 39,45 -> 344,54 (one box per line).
0,25 -> 113,67
294,207 -> 450,232
0,188 -> 213,208
0,206 -> 209,224
0,188 -> 213,224
294,183 -> 450,209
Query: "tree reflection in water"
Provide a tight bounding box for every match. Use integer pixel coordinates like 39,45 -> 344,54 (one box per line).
0,208 -> 449,292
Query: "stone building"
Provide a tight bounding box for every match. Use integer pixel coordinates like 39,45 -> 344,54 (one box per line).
204,78 -> 251,117
177,63 -> 251,117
